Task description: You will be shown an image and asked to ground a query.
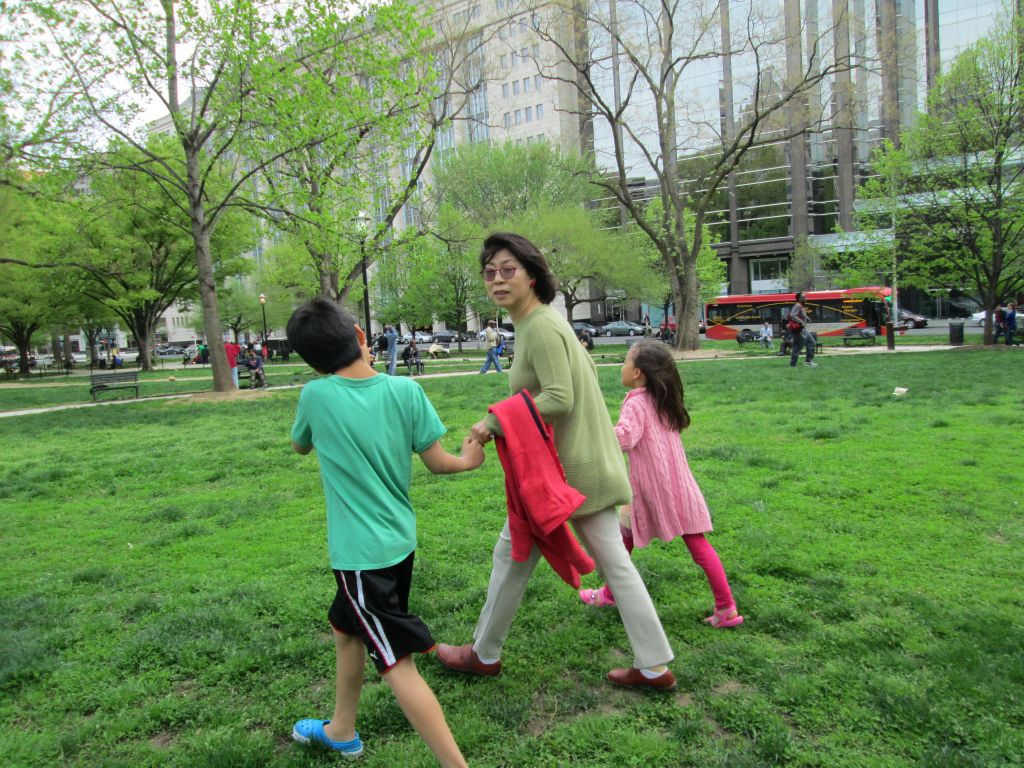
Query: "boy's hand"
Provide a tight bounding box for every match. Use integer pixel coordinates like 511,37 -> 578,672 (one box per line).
461,436 -> 485,469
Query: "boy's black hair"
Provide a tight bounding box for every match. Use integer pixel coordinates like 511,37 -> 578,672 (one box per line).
286,298 -> 362,373
629,340 -> 690,432
480,232 -> 557,304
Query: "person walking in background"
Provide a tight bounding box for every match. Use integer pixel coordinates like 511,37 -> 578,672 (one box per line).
579,340 -> 743,629
285,298 -> 483,767
993,306 -> 1006,343
787,292 -> 817,367
225,340 -> 241,387
437,232 -> 676,691
479,319 -> 503,374
1005,302 -> 1018,346
385,325 -> 398,376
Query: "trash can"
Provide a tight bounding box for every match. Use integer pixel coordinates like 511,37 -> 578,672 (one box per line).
949,322 -> 964,346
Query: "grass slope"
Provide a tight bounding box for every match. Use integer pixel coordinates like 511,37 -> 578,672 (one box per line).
1,349 -> 1022,767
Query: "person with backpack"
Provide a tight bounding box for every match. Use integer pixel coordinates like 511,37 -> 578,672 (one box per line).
787,292 -> 817,367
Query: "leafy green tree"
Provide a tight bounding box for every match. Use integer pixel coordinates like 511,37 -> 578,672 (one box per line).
852,15 -> 1024,343
430,141 -> 638,324
4,0 -> 428,390
521,205 -> 660,321
66,141 -> 253,369
0,186 -> 66,372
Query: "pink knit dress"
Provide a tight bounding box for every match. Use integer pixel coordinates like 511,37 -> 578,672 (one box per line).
614,388 -> 713,547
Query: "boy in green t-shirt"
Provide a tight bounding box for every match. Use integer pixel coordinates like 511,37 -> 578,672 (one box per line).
286,298 -> 482,767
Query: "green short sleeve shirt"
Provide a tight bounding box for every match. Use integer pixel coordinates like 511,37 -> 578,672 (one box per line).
291,374 -> 445,570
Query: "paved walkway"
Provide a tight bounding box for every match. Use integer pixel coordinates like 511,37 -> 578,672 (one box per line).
0,343 -> 965,419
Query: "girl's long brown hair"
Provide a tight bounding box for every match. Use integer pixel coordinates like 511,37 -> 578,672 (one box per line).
630,340 -> 690,431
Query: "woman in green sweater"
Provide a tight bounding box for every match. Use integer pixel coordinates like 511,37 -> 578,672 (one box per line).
437,233 -> 676,690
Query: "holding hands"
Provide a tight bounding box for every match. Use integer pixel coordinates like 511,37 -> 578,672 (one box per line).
470,418 -> 494,446
460,436 -> 485,469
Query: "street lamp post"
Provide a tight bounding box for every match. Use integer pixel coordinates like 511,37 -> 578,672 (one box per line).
355,212 -> 372,335
259,293 -> 268,344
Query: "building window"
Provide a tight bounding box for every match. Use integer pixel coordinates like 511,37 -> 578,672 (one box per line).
536,103 -> 544,119
503,112 -> 511,128
497,0 -> 504,9
532,44 -> 539,58
534,75 -> 542,90
525,106 -> 532,122
514,109 -> 522,125
500,54 -> 507,69
502,82 -> 509,98
467,83 -> 489,143
511,51 -> 518,66
523,77 -> 530,93
513,80 -> 520,95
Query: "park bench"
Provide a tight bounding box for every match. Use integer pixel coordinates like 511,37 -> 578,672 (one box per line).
238,368 -> 252,387
842,328 -> 876,346
89,370 -> 140,401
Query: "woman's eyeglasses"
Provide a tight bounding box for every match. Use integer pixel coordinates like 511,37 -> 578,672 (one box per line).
482,265 -> 519,282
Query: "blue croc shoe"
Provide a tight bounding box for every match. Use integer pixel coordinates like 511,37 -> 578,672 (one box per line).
292,719 -> 364,757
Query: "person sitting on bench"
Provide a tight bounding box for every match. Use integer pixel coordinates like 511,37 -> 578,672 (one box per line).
402,341 -> 425,376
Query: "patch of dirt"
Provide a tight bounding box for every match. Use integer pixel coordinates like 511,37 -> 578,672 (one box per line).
149,730 -> 176,748
172,388 -> 275,404
712,679 -> 747,695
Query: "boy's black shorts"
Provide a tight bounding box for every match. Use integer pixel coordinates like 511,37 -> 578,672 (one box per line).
328,551 -> 435,673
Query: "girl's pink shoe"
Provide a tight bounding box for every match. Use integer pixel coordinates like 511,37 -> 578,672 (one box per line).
579,587 -> 615,607
705,605 -> 744,628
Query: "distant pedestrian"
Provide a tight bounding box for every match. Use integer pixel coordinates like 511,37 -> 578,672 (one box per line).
384,325 -> 398,375
787,293 -> 816,367
758,322 -> 773,349
993,306 -> 1006,343
225,341 -> 241,387
479,320 -> 503,374
1005,302 -> 1018,346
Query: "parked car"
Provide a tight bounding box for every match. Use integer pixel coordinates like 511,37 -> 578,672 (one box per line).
399,331 -> 433,344
898,309 -> 928,329
117,348 -> 140,363
572,322 -> 600,339
155,344 -> 185,357
601,320 -> 646,337
477,327 -> 516,342
432,329 -> 468,344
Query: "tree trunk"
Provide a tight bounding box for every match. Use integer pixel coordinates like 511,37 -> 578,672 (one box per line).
188,189 -> 232,391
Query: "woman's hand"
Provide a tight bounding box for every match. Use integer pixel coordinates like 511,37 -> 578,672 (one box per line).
470,418 -> 494,445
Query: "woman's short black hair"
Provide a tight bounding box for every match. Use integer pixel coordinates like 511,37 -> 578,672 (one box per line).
480,232 -> 557,304
286,298 -> 362,373
795,292 -> 805,303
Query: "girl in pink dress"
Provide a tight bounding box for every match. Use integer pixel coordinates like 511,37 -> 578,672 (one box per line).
579,340 -> 743,627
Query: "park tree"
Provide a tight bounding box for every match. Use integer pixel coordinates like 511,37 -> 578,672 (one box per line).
852,16 -> 1024,344
0,185 -> 68,372
522,204 -> 660,321
66,141 -> 254,369
430,140 -> 635,323
524,0 -> 853,350
3,0 -> 431,390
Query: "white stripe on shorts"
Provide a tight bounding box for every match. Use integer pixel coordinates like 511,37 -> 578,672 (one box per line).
344,571 -> 396,668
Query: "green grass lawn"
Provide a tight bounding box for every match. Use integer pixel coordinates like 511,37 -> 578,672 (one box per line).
2,349 -> 1022,767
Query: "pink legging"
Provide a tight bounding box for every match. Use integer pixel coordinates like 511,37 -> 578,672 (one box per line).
604,528 -> 734,610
